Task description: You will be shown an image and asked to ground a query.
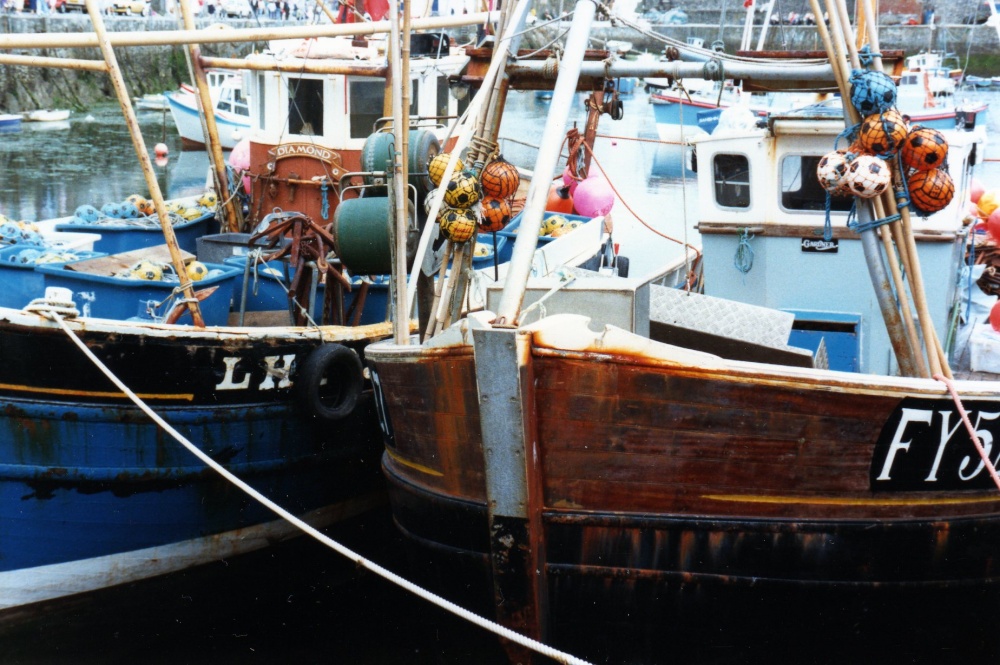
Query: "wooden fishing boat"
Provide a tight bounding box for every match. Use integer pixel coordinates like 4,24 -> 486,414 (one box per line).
365,2 -> 1000,661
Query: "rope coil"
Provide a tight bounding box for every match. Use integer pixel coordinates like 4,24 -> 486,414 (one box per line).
734,227 -> 755,277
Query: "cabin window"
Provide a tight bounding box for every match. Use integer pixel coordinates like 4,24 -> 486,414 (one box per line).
436,77 -> 450,118
781,155 -> 853,212
233,88 -> 249,117
255,73 -> 265,129
349,78 -> 386,138
713,153 -> 750,208
288,78 -> 324,136
411,79 -> 420,115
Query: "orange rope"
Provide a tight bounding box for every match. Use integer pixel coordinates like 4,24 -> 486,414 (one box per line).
934,373 -> 1000,493
580,141 -> 701,260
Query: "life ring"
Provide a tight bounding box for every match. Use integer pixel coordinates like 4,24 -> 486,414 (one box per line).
294,344 -> 363,421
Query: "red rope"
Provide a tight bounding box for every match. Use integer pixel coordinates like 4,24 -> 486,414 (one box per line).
934,373 -> 1000,493
580,141 -> 701,260
594,133 -> 689,147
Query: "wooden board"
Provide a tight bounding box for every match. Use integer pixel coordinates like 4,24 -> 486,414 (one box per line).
64,244 -> 195,276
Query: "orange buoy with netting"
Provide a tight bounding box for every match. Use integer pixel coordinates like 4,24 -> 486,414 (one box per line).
907,168 -> 954,214
901,126 -> 948,172
478,196 -> 511,233
857,109 -> 908,156
480,158 -> 520,199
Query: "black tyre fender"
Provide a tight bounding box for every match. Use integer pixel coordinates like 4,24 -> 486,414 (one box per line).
295,344 -> 363,421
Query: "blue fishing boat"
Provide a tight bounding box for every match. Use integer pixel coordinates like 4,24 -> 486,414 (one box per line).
0,309 -> 389,617
0,113 -> 22,133
0,14 -> 486,623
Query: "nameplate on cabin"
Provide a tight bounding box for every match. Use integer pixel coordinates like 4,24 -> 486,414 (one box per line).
801,238 -> 838,253
268,143 -> 340,166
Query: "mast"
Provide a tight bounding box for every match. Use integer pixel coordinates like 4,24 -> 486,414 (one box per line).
178,0 -> 243,234
85,0 -> 205,327
390,0 -> 412,344
492,0 -> 597,327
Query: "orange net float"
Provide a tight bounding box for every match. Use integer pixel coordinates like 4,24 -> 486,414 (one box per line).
478,196 -> 511,233
857,109 -> 909,157
907,168 -> 955,214
438,207 -> 478,243
480,158 -> 520,199
901,126 -> 948,172
545,183 -> 574,213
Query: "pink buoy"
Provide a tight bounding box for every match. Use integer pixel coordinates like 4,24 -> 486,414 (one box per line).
573,176 -> 615,217
228,138 -> 252,195
991,300 -> 1000,332
154,155 -> 169,168
970,178 -> 986,204
987,208 -> 1000,241
154,142 -> 169,158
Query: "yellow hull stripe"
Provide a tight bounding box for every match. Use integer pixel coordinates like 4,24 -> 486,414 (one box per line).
704,493 -> 1000,507
0,381 -> 194,402
384,447 -> 443,477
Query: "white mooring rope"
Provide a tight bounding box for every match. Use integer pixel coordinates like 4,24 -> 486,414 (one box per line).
39,305 -> 593,665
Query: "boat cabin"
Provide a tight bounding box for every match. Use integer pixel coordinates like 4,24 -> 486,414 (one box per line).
241,36 -> 470,228
692,102 -> 984,375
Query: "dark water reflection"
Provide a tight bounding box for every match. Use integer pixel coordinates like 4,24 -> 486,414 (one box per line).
0,105 -> 209,222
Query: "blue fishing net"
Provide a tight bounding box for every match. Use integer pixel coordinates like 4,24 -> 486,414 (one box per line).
849,69 -> 897,116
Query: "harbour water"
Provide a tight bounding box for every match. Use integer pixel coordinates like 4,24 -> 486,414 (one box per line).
2,86 -> 1000,664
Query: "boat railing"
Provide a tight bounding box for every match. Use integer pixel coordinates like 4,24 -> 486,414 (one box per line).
372,114 -> 456,133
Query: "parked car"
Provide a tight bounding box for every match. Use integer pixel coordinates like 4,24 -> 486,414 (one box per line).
51,0 -> 87,12
109,0 -> 149,14
964,0 -> 1000,23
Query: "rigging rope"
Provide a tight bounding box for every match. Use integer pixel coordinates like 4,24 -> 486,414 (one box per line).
34,302 -> 594,665
935,373 -> 1000,493
579,141 -> 701,257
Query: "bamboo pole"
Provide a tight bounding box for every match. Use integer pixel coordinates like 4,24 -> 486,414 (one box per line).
313,0 -> 338,23
433,243 -> 466,335
85,0 -> 204,327
0,53 -> 108,71
494,0 -> 598,326
0,13 -> 497,49
817,0 -> 919,376
423,241 -> 452,339
856,0 -> 951,378
179,0 -> 242,234
199,54 -> 389,77
389,0 -> 412,344
404,0 -> 533,318
831,0 -> 939,377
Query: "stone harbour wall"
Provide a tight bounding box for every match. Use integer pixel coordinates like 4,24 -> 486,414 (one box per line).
0,15 -> 254,111
0,13 -> 996,112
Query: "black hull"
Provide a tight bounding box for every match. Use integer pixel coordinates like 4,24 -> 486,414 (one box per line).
385,463 -> 1000,663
